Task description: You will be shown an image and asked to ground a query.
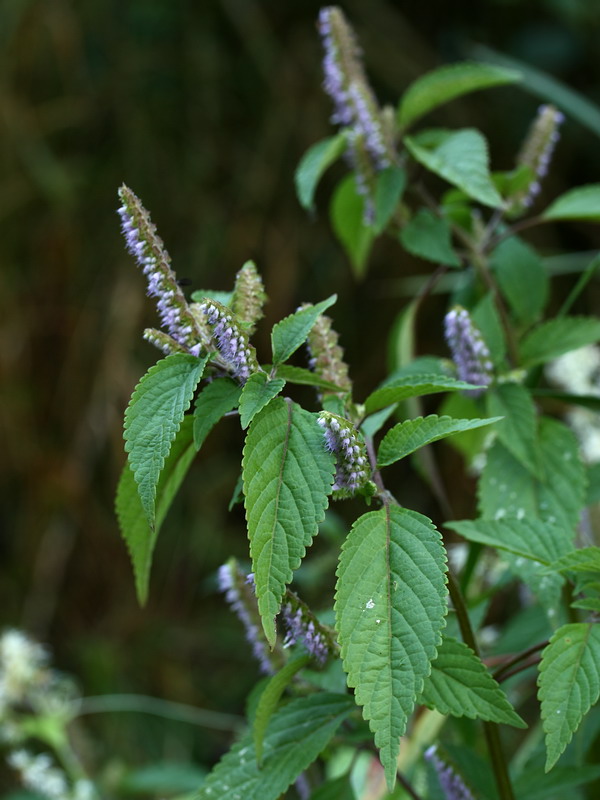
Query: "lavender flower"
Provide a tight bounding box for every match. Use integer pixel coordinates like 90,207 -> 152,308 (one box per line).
117,185 -> 203,356
318,7 -> 394,221
509,104 -> 564,214
317,411 -> 369,496
280,601 -> 332,666
218,561 -> 278,675
197,299 -> 258,382
425,745 -> 476,800
444,306 -> 493,397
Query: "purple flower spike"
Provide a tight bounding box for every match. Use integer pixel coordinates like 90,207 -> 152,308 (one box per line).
281,602 -> 330,666
444,306 -> 493,397
317,411 -> 369,496
425,745 -> 476,800
117,185 -> 203,355
197,299 -> 257,382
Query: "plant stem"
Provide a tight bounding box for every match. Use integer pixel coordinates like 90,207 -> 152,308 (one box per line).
493,641 -> 548,681
448,573 -> 516,800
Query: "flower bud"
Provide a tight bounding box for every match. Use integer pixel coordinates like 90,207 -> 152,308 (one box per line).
306,312 -> 352,394
444,306 -> 493,396
231,261 -> 267,336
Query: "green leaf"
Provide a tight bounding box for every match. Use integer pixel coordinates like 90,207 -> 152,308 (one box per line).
239,373 -> 286,430
398,61 -> 520,128
373,166 -> 406,234
121,761 -> 206,793
538,623 -> 600,770
335,506 -> 447,789
543,184 -> 600,222
193,377 -> 242,450
271,295 -> 337,365
190,289 -> 233,306
243,398 -> 334,645
364,374 -> 481,415
310,775 -> 356,800
545,547 -> 600,575
253,655 -> 310,764
399,209 -> 461,267
197,693 -> 355,800
405,129 -> 504,208
377,414 -> 500,468
420,635 -> 526,727
485,383 -> 540,475
446,518 -> 572,565
519,316 -> 600,367
124,354 -> 207,526
269,364 -> 343,393
471,291 -> 506,366
513,764 -> 600,800
491,236 -> 549,325
331,175 -> 375,278
117,417 -> 196,604
295,134 -> 347,212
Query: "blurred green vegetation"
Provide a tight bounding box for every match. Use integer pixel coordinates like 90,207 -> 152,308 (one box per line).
1,0 -> 600,792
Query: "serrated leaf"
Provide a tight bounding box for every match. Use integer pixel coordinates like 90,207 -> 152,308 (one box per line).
486,383 -> 540,475
124,354 -> 207,526
193,377 -> 241,450
545,547 -> 600,575
295,134 -> 347,212
271,295 -> 337,365
519,316 -> 600,366
377,414 -> 500,468
253,655 -> 309,764
335,506 -> 448,789
491,237 -> 548,324
373,166 -> 406,234
269,364 -> 343,393
197,693 -> 355,800
572,597 -> 600,612
399,209 -> 460,267
330,175 -> 375,278
420,635 -> 526,727
398,61 -> 520,128
364,374 -> 481,415
446,518 -> 572,565
538,622 -> 600,770
117,417 -> 196,604
239,373 -> 286,429
243,398 -> 334,645
543,184 -> 600,222
405,129 -> 504,208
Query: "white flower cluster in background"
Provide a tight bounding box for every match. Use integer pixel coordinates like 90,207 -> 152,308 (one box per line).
0,629 -> 48,713
545,345 -> 600,464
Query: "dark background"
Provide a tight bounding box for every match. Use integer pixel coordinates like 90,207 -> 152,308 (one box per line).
1,0 -> 600,789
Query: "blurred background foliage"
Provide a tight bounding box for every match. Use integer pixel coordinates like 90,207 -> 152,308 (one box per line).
1,0 -> 600,792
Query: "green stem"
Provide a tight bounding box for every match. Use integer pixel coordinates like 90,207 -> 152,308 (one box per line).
448,573 -> 516,800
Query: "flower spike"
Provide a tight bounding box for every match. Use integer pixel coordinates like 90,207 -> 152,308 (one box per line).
317,411 -> 369,496
197,299 -> 258,382
444,306 -> 493,397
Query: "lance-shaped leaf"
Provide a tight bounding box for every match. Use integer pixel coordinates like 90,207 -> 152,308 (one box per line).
538,623 -> 600,770
519,316 -> 600,366
243,398 -> 335,645
253,654 -> 310,764
365,373 -> 480,414
485,383 -> 540,476
193,377 -> 241,450
124,354 -> 207,525
197,693 -> 355,800
420,635 -> 526,727
542,184 -> 600,222
405,129 -> 503,208
373,166 -> 406,234
268,364 -> 342,393
117,417 -> 196,604
397,61 -> 521,128
335,506 -> 448,789
447,518 -> 572,565
271,295 -> 337,366
239,373 -> 286,430
295,133 -> 347,212
331,175 -> 375,278
377,414 -> 500,468
399,209 -> 461,267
